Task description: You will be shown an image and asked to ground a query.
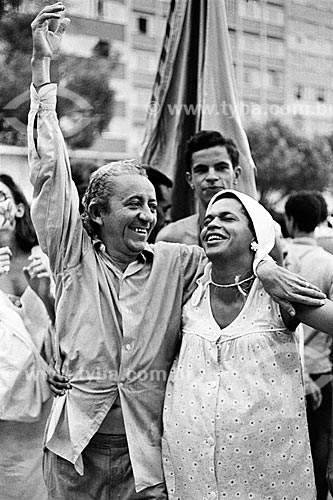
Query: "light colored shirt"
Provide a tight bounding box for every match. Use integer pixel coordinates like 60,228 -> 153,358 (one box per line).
163,264 -> 315,499
27,84 -> 205,492
287,237 -> 333,374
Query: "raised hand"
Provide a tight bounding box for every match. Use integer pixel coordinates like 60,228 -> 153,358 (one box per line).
31,2 -> 70,59
23,252 -> 55,324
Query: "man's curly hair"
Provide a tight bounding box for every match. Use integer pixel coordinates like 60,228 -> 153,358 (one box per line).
82,160 -> 148,238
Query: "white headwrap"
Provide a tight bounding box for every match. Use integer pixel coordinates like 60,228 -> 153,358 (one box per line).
206,189 -> 276,273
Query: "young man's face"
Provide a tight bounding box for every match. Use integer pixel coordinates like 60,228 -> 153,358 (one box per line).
186,146 -> 241,208
98,174 -> 157,260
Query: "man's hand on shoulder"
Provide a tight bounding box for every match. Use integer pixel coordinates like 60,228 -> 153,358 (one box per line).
257,260 -> 326,316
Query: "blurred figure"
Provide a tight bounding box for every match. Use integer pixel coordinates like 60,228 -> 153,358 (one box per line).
285,190 -> 333,500
145,166 -> 172,243
0,174 -> 54,500
314,191 -> 333,255
70,160 -> 98,214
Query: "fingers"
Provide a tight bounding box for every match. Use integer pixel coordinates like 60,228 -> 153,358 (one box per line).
32,2 -> 65,28
25,255 -> 50,279
290,294 -> 326,307
292,275 -> 325,295
46,369 -> 72,397
278,300 -> 296,317
54,17 -> 71,36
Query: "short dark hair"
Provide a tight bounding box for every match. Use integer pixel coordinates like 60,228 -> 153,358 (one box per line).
145,166 -> 172,202
0,174 -> 38,252
312,191 -> 328,224
285,191 -> 322,232
184,130 -> 240,172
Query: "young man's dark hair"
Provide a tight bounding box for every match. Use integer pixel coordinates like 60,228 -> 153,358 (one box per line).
184,130 -> 240,172
145,166 -> 173,201
285,191 -> 322,233
312,191 -> 328,224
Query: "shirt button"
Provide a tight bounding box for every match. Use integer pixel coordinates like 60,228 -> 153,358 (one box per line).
206,437 -> 215,446
125,343 -> 131,351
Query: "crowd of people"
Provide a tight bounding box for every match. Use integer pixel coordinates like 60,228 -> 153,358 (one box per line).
1,2 -> 333,500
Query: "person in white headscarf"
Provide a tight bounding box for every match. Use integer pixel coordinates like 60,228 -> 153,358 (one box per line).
162,190 -> 333,500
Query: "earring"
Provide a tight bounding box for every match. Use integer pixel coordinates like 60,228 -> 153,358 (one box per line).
250,241 -> 258,252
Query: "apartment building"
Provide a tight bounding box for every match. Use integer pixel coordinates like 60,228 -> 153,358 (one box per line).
18,0 -> 333,156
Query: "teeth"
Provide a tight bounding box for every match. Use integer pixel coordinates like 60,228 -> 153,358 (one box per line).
207,234 -> 223,242
133,228 -> 147,234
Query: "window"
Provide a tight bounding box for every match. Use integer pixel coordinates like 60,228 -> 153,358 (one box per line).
268,69 -> 282,89
316,87 -> 326,103
138,17 -> 148,35
295,84 -> 304,100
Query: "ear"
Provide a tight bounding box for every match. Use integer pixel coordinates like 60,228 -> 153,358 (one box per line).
232,166 -> 242,186
185,171 -> 194,190
88,202 -> 104,227
15,203 -> 25,219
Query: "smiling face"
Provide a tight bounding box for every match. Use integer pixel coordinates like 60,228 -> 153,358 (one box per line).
186,146 -> 241,208
201,197 -> 255,264
97,174 -> 157,263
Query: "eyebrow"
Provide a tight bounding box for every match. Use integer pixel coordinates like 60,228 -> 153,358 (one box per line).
124,194 -> 157,203
192,161 -> 231,169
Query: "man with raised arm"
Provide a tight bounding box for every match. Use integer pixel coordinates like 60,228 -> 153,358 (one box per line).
28,4 -> 325,499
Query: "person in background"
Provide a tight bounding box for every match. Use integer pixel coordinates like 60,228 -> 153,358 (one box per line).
145,166 -> 172,243
70,160 -> 98,214
0,174 -> 55,500
285,190 -> 333,500
156,130 -> 241,246
314,191 -> 333,255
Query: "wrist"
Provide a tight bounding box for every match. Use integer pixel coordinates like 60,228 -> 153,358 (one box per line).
254,255 -> 275,277
31,57 -> 51,87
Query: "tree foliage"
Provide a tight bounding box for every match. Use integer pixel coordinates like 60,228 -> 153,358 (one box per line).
247,119 -> 332,208
0,10 -> 116,148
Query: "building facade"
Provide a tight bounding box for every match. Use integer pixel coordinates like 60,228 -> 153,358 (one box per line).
19,0 -> 333,156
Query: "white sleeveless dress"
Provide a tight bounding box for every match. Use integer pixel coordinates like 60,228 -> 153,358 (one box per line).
162,265 -> 316,500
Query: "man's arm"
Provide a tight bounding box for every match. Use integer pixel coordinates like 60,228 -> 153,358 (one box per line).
28,4 -> 84,273
256,260 -> 326,317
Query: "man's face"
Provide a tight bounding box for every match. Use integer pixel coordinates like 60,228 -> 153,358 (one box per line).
98,174 -> 157,260
186,145 -> 241,208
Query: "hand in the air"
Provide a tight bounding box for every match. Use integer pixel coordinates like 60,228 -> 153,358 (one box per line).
31,2 -> 70,59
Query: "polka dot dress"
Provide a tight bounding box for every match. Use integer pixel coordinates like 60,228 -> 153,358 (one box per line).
162,270 -> 316,500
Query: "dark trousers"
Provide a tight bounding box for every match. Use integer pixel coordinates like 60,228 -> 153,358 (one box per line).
306,375 -> 332,500
43,433 -> 168,500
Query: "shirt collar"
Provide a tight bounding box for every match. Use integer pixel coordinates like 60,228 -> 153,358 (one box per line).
292,237 -> 317,246
92,238 -> 154,265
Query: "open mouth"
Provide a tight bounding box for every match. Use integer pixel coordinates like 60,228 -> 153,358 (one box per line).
206,233 -> 227,243
129,226 -> 149,236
